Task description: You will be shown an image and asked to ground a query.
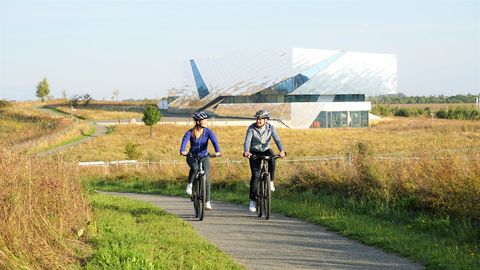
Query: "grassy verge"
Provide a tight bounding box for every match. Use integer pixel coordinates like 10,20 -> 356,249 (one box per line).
85,192 -> 242,269
35,125 -> 96,154
87,178 -> 480,270
41,105 -> 87,119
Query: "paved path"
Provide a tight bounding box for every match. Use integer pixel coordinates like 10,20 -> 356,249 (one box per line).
102,192 -> 423,270
36,123 -> 107,157
34,106 -> 109,157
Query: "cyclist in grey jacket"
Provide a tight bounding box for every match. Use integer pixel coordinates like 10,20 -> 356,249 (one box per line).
243,109 -> 286,212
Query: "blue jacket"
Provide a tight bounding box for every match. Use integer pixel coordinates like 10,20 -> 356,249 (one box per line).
180,128 -> 220,157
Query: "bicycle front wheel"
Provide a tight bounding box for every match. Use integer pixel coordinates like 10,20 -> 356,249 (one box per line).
199,174 -> 206,221
265,174 -> 271,220
257,178 -> 264,217
194,180 -> 200,218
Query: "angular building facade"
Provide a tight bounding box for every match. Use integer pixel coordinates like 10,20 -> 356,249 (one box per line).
172,48 -> 397,128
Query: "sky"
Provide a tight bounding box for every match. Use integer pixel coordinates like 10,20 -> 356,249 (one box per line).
0,0 -> 479,101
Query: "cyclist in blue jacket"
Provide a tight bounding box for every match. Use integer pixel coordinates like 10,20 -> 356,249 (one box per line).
243,109 -> 286,212
180,111 -> 221,211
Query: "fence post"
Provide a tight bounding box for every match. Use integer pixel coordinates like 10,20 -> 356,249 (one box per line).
346,152 -> 353,166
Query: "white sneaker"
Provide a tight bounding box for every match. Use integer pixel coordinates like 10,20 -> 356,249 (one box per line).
270,181 -> 275,192
249,200 -> 256,212
185,183 -> 192,196
206,201 -> 212,211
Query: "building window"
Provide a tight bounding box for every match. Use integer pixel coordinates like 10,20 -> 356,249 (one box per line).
311,111 -> 368,128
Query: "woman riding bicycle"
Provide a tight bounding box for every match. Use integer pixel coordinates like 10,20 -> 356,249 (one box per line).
180,111 -> 221,211
243,109 -> 285,212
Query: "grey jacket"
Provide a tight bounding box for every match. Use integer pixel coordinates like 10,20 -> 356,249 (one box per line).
244,122 -> 284,153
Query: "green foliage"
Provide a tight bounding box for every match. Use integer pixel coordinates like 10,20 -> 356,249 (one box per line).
436,107 -> 480,120
124,142 -> 142,160
370,104 -> 393,116
0,99 -> 12,109
85,193 -> 242,269
35,78 -> 50,102
70,94 -> 93,108
142,104 -> 161,137
371,105 -> 438,118
142,104 -> 161,126
394,108 -> 411,117
370,93 -> 478,104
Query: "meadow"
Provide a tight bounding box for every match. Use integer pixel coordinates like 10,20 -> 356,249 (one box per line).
0,102 -> 243,269
2,102 -> 479,269
48,100 -> 146,120
75,117 -> 479,269
0,104 -> 72,147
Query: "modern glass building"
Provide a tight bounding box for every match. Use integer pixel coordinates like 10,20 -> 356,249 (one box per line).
171,48 -> 397,128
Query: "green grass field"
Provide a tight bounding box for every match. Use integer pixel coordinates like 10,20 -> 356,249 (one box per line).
85,192 -> 243,270
88,179 -> 480,270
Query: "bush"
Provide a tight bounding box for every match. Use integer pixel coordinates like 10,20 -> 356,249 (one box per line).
0,99 -> 12,109
124,142 -> 142,160
436,109 -> 447,119
394,108 -> 411,117
435,107 -> 480,120
371,104 -> 393,116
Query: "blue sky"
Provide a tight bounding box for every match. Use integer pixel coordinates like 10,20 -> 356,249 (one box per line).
1,0 -> 479,101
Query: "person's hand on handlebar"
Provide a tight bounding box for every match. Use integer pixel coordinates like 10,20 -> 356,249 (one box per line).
279,151 -> 286,158
180,151 -> 188,156
214,152 -> 222,157
243,152 -> 252,158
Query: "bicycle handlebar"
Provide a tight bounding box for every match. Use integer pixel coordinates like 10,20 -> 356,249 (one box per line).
249,153 -> 286,160
181,152 -> 222,158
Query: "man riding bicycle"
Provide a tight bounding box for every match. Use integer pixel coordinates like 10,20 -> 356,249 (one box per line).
243,109 -> 286,212
180,111 -> 221,211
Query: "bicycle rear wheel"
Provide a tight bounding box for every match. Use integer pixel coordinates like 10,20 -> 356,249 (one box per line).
265,174 -> 271,220
199,174 -> 206,221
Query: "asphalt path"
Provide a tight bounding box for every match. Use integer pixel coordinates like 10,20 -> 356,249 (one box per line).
34,106 -> 108,157
102,192 -> 424,270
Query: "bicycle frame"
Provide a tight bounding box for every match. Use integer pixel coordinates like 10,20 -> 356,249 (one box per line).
250,154 -> 281,220
186,153 -> 219,221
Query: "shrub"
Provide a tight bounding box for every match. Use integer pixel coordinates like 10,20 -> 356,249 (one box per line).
124,142 -> 142,160
0,99 -> 12,109
394,108 -> 411,117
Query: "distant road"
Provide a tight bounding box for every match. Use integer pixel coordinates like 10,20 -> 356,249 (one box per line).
103,192 -> 424,270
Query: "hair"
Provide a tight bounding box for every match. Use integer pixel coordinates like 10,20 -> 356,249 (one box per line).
191,124 -> 204,139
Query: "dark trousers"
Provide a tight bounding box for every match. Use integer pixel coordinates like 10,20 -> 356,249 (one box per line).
186,156 -> 211,201
249,149 -> 275,201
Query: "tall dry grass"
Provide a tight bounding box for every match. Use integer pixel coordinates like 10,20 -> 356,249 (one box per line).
0,149 -> 90,269
70,118 -> 480,220
0,106 -> 72,147
1,104 -> 94,154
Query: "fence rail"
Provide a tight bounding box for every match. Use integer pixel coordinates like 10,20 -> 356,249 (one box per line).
78,154 -> 480,167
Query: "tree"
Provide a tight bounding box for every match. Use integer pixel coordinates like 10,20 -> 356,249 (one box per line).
83,94 -> 93,106
142,104 -> 161,137
36,78 -> 50,102
62,90 -> 67,100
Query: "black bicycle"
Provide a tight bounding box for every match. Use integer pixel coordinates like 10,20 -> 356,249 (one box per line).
250,154 -> 284,220
186,153 -> 220,221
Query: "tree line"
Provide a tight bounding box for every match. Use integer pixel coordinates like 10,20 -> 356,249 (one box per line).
369,93 -> 479,104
